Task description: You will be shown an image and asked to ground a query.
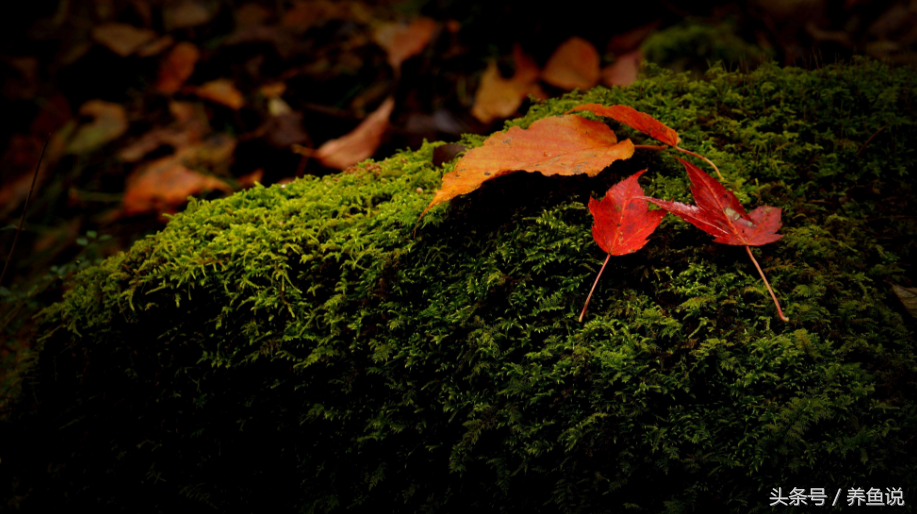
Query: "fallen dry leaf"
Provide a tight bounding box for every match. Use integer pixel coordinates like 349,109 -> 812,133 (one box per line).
267,97 -> 292,116
373,17 -> 437,70
91,23 -> 158,57
137,35 -> 175,57
892,284 -> 917,318
259,82 -> 287,98
122,156 -> 231,216
542,36 -> 600,91
601,50 -> 642,87
169,101 -> 199,123
421,114 -> 634,218
192,79 -> 245,109
314,96 -> 394,169
66,100 -> 128,154
157,42 -> 200,94
472,45 -> 545,124
163,0 -> 219,31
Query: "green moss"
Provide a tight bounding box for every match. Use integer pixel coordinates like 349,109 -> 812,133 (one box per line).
642,20 -> 774,75
8,59 -> 917,512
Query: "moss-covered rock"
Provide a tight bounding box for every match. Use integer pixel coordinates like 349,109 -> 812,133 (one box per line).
6,59 -> 917,512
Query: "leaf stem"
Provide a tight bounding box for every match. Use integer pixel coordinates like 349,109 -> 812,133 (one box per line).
634,144 -> 667,151
744,245 -> 789,322
579,253 -> 611,322
675,146 -> 724,181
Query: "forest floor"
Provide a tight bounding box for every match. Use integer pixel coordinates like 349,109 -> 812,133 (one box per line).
2,0 -> 917,413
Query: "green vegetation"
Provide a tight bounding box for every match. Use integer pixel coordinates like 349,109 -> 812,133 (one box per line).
4,58 -> 917,512
642,20 -> 774,74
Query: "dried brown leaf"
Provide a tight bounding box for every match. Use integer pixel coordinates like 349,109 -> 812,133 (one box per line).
315,97 -> 394,169
157,42 -> 200,94
91,23 -> 157,57
122,156 -> 231,216
542,36 -> 600,91
373,17 -> 437,70
192,79 -> 245,109
471,45 -> 544,124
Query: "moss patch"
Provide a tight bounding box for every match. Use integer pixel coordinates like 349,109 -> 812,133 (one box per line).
6,59 -> 917,512
641,19 -> 774,74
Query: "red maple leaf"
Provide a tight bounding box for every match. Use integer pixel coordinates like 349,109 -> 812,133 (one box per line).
645,157 -> 783,246
567,103 -> 726,181
645,157 -> 789,321
580,170 -> 664,321
569,104 -> 680,146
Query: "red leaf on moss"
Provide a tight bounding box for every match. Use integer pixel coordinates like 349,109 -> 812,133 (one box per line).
644,157 -> 788,322
645,157 -> 782,246
568,103 -> 680,146
589,170 -> 665,255
580,170 -> 663,321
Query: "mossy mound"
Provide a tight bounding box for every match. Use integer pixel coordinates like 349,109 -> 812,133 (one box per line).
6,59 -> 917,512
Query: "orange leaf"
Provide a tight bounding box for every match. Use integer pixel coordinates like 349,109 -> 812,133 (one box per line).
192,79 -> 245,110
315,97 -> 394,170
91,23 -> 157,57
259,82 -> 287,98
373,17 -> 437,70
157,42 -> 200,94
568,103 -> 680,146
541,37 -> 600,91
122,156 -> 231,216
421,115 -> 634,218
471,45 -> 544,124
